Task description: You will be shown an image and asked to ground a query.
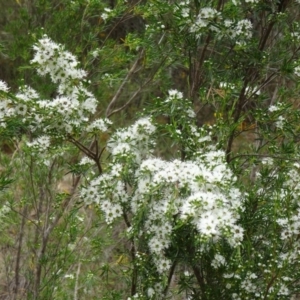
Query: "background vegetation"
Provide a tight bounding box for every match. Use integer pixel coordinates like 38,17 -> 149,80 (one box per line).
1,0 -> 300,299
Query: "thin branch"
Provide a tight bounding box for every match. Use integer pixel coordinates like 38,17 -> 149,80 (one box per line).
107,79 -> 148,118
163,261 -> 177,297
67,136 -> 96,159
107,55 -> 168,117
225,82 -> 248,163
13,205 -> 28,300
123,211 -> 137,296
105,49 -> 145,117
74,262 -> 81,300
192,265 -> 207,300
229,153 -> 300,163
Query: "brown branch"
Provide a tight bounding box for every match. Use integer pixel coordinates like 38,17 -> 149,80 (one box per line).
13,205 -> 28,300
67,135 -> 96,159
107,53 -> 168,117
263,273 -> 279,299
122,211 -> 137,296
105,49 -> 145,117
107,80 -> 148,118
32,136 -> 97,298
192,265 -> 207,300
163,261 -> 177,297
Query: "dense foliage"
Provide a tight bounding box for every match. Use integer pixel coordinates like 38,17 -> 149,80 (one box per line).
1,0 -> 300,299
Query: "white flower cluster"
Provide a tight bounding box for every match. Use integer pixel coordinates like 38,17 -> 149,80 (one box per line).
0,97 -> 13,127
291,31 -> 300,41
190,8 -> 220,35
26,135 -> 51,152
101,7 -> 113,22
80,97 -> 243,276
163,89 -> 208,152
275,115 -> 285,129
278,212 -> 300,240
235,19 -> 253,39
0,84 -> 40,127
81,118 -> 156,222
165,89 -> 196,119
86,118 -> 112,133
107,117 -> 156,162
189,7 -> 253,44
240,272 -> 259,295
174,0 -> 190,21
268,104 -> 281,112
135,151 -> 243,243
224,19 -> 253,44
0,80 -> 9,92
80,167 -> 128,204
211,253 -> 226,269
0,202 -> 10,224
0,37 -> 100,135
267,102 -> 286,129
165,89 -> 183,101
276,165 -> 300,242
29,36 -> 98,133
285,163 -> 300,192
173,0 -> 190,19
294,65 -> 300,77
79,156 -> 95,166
251,162 -> 300,291
31,35 -> 86,92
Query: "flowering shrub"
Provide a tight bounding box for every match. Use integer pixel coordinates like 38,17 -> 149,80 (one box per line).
2,0 -> 300,299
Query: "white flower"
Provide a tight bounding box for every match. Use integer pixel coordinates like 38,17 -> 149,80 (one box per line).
15,104 -> 27,115
190,7 -> 220,34
0,80 -> 9,92
102,202 -> 123,223
295,65 -> 300,76
278,284 -> 289,295
149,237 -> 164,254
235,20 -> 252,38
101,8 -> 112,21
147,287 -> 155,297
31,35 -> 87,94
27,135 -> 51,152
167,89 -> 183,100
181,8 -> 189,18
111,142 -> 132,156
92,49 -> 99,58
0,203 -> 10,224
86,118 -> 112,132
196,212 -> 219,235
16,85 -> 39,101
211,254 -> 226,268
275,115 -> 285,129
187,108 -> 196,118
261,157 -> 273,165
268,104 -> 280,112
228,225 -> 244,246
199,7 -> 218,19
82,97 -> 97,113
79,156 -> 95,165
155,258 -> 171,274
